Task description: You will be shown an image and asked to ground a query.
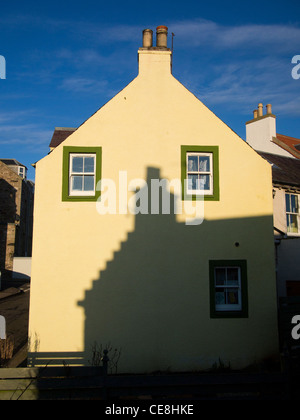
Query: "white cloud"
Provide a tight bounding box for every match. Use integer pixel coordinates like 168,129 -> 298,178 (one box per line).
60,76 -> 110,94
169,18 -> 300,53
0,111 -> 53,151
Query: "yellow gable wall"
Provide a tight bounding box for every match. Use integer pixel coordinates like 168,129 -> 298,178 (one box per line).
28,50 -> 278,372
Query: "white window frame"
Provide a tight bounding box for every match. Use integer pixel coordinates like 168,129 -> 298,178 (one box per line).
18,166 -> 25,178
69,153 -> 96,197
286,193 -> 299,235
186,152 -> 213,195
214,266 -> 242,312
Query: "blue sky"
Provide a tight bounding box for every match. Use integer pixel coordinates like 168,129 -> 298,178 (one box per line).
0,0 -> 300,181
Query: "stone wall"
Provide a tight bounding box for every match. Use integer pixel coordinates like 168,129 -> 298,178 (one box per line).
0,161 -> 34,289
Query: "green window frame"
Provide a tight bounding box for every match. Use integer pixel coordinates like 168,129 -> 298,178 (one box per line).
209,260 -> 248,318
62,146 -> 102,202
181,146 -> 219,201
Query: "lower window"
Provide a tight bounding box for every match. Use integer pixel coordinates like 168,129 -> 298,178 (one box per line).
209,260 -> 248,318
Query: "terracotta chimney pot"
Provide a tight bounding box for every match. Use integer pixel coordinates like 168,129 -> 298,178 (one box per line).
156,26 -> 168,48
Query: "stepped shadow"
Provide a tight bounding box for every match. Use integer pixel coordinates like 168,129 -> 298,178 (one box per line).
78,167 -> 278,374
79,167 -> 196,371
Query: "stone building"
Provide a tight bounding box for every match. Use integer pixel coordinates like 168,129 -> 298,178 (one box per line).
0,159 -> 34,289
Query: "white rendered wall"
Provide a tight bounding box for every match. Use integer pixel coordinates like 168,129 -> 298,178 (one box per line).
246,116 -> 293,157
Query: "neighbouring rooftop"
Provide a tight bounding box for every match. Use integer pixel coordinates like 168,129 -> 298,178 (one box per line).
258,151 -> 300,189
49,127 -> 77,149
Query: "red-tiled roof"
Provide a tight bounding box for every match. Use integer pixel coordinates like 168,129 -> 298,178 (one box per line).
49,127 -> 76,148
273,134 -> 300,159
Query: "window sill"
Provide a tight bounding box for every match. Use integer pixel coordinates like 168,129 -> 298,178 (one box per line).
210,310 -> 248,319
286,232 -> 300,238
63,194 -> 99,202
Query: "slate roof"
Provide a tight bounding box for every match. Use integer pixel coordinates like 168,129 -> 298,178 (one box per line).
0,159 -> 27,168
258,152 -> 300,188
49,127 -> 76,148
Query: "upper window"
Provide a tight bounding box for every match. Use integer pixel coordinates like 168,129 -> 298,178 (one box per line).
181,146 -> 219,201
286,193 -> 299,234
62,146 -> 102,202
18,166 -> 25,178
209,260 -> 248,318
186,153 -> 213,195
69,154 -> 96,196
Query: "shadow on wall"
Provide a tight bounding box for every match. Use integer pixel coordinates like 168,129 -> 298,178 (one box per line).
29,167 -> 278,373
77,167 -> 277,373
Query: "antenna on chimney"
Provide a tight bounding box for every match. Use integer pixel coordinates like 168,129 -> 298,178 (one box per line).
172,32 -> 175,53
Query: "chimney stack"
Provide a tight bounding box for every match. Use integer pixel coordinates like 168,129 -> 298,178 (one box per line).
143,29 -> 153,48
246,102 -> 278,155
266,104 -> 272,115
156,26 -> 168,48
138,26 -> 172,76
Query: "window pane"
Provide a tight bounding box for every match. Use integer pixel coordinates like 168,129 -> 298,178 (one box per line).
187,156 -> 198,172
226,289 -> 239,305
215,268 -> 226,285
286,194 -> 290,213
215,290 -> 225,305
199,156 -> 210,172
291,195 -> 299,214
199,175 -> 210,190
227,268 -> 239,285
287,214 -> 298,233
72,157 -> 84,173
188,174 -> 198,190
72,176 -> 83,191
84,157 -> 95,173
84,175 -> 95,191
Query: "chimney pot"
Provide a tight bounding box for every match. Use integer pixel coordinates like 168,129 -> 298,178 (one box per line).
258,103 -> 263,117
266,104 -> 272,115
156,25 -> 168,48
143,29 -> 153,48
253,110 -> 258,119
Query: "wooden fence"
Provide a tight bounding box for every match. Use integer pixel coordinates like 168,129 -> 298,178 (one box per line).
0,365 -> 108,400
0,367 -> 292,400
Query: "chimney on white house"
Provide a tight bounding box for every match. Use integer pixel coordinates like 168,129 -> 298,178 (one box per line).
246,103 -> 294,157
138,26 -> 172,76
156,26 -> 168,48
142,29 -> 153,48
